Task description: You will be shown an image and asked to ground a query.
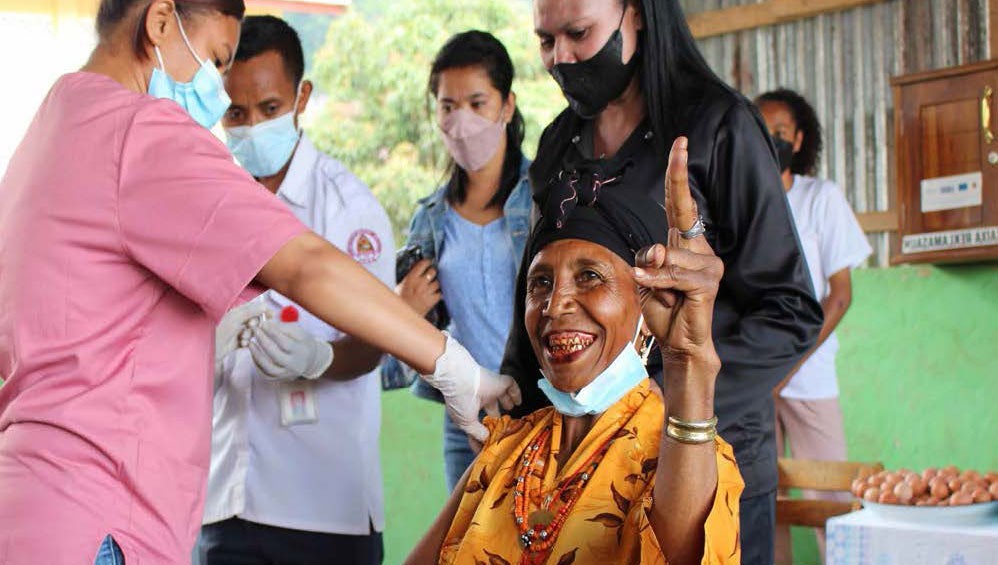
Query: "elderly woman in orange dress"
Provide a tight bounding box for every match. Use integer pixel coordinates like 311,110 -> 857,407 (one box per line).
405,138 -> 744,565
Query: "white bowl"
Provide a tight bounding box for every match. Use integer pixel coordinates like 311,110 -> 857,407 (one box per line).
861,499 -> 998,526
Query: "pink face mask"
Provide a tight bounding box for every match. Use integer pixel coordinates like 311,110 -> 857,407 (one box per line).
439,108 -> 506,172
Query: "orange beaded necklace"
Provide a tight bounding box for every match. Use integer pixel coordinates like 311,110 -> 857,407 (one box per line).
512,424 -> 618,565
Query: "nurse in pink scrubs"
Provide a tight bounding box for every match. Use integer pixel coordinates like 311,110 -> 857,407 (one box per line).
0,1 -> 520,563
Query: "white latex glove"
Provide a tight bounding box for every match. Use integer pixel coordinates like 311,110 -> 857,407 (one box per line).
421,334 -> 522,443
215,302 -> 270,375
248,319 -> 334,381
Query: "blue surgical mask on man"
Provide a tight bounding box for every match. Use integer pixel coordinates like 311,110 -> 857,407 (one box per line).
224,85 -> 303,178
148,12 -> 231,129
538,316 -> 649,417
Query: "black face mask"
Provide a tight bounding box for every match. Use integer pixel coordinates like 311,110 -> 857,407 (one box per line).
773,136 -> 794,172
550,12 -> 639,119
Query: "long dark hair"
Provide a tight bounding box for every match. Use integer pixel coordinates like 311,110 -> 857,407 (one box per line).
531,0 -> 730,187
428,30 -> 526,209
631,0 -> 730,150
755,88 -> 823,176
96,0 -> 245,60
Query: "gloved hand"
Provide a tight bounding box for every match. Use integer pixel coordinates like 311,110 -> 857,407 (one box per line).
215,301 -> 270,375
421,334 -> 522,443
248,318 -> 334,381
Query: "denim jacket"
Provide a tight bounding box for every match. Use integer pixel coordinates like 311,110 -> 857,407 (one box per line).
380,157 -> 532,399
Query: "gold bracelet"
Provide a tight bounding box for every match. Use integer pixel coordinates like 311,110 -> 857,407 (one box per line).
666,422 -> 717,444
667,415 -> 718,430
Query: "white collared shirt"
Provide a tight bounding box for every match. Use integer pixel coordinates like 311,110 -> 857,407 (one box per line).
202,134 -> 395,534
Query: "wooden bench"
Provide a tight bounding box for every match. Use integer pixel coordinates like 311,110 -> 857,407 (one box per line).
776,458 -> 884,528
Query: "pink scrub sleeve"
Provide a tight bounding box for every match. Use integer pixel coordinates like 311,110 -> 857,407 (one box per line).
117,102 -> 306,321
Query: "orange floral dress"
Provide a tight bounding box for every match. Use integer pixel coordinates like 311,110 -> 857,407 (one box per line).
438,380 -> 743,565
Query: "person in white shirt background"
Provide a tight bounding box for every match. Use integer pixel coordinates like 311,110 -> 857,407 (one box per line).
756,88 -> 873,565
198,15 -> 393,564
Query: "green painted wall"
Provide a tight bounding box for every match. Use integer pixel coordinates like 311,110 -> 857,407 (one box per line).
379,263 -> 998,564
836,264 -> 997,472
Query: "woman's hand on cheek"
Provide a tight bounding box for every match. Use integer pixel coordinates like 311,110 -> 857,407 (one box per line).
633,137 -> 723,383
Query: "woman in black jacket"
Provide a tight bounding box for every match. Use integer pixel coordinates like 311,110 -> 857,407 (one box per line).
501,1 -> 824,563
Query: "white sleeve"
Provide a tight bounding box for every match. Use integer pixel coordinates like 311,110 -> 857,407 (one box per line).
359,195 -> 396,289
818,180 -> 873,276
326,182 -> 396,344
278,178 -> 396,344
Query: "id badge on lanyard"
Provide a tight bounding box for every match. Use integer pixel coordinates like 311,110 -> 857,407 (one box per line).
278,380 -> 318,426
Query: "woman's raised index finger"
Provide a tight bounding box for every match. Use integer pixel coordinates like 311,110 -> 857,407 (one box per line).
664,137 -> 698,236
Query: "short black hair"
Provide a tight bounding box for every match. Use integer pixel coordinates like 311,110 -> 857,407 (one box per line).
755,88 -> 823,176
235,15 -> 305,86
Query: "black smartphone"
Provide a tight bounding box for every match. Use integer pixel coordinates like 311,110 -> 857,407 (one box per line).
395,244 -> 424,284
394,244 -> 450,330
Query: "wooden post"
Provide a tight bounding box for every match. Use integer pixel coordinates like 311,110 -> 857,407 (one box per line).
687,0 -> 889,39
856,211 -> 899,234
991,0 -> 998,59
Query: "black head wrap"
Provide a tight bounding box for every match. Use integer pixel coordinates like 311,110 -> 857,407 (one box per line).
505,138 -> 671,420
527,156 -> 669,267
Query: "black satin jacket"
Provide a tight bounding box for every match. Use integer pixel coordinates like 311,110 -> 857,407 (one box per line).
501,87 -> 824,498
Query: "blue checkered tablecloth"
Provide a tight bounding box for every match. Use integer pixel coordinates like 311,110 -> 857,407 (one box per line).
826,509 -> 998,565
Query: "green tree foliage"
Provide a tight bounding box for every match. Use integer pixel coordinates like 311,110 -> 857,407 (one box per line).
307,0 -> 564,243
283,12 -> 335,75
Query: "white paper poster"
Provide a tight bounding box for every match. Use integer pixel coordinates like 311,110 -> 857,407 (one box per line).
920,171 -> 983,212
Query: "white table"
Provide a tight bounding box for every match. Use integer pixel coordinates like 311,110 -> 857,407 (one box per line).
826,509 -> 998,565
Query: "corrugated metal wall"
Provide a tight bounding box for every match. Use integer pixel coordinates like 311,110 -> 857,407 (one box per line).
680,0 -> 990,265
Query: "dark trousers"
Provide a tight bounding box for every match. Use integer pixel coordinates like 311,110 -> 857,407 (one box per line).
198,518 -> 383,565
740,490 -> 777,565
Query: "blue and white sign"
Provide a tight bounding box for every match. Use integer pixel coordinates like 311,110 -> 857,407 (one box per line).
920,171 -> 983,212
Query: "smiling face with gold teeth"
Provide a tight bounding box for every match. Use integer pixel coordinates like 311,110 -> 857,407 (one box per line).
524,238 -> 642,394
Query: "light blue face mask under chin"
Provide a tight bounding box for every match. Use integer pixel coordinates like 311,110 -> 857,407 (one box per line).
538,341 -> 649,417
224,108 -> 301,178
147,12 -> 230,129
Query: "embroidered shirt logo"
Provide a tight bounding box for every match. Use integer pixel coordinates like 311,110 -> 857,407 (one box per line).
347,229 -> 382,264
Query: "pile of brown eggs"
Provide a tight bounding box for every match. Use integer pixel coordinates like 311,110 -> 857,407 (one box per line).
851,467 -> 998,506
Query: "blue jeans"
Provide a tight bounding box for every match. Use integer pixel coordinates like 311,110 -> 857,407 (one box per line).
93,535 -> 124,565
443,411 -> 476,492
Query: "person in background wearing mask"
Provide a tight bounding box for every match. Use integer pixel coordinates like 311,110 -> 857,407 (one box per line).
502,2 -> 825,563
0,2 -> 518,564
197,16 -> 392,564
756,88 -> 872,565
383,30 -> 532,491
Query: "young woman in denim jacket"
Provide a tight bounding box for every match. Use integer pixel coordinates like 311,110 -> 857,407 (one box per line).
381,31 -> 532,491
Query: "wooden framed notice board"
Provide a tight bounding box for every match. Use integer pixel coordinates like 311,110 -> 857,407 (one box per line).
891,60 -> 998,264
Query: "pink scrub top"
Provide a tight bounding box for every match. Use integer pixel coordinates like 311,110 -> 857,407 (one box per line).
0,72 -> 306,564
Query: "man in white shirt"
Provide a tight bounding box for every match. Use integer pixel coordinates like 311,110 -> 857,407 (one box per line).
198,16 -> 393,564
757,89 -> 873,565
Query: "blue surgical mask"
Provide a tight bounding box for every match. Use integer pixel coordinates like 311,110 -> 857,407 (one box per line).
224,87 -> 302,178
538,316 -> 649,416
147,12 -> 231,129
